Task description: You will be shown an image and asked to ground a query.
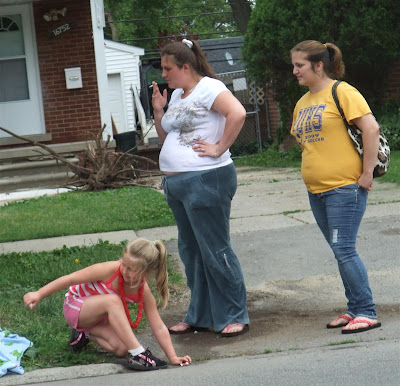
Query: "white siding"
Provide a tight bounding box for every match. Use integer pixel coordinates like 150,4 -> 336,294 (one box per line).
105,40 -> 144,133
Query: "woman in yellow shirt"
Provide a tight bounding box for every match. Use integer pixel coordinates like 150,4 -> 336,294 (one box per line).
290,40 -> 381,334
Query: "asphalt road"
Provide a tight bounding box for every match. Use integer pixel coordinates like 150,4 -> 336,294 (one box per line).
22,340 -> 400,386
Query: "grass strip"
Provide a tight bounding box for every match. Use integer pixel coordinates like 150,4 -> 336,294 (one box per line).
0,186 -> 175,243
234,144 -> 302,168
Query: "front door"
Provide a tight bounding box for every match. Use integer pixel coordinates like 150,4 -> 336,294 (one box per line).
0,3 -> 44,138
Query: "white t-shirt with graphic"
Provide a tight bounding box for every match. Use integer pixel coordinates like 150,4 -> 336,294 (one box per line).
159,76 -> 233,172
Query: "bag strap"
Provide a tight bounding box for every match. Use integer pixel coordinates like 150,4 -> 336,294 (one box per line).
331,80 -> 350,128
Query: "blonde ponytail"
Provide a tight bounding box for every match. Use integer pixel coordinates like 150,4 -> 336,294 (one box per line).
124,238 -> 169,308
153,240 -> 169,309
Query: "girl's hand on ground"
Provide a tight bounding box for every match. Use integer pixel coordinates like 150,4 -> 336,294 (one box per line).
170,355 -> 192,366
23,291 -> 40,309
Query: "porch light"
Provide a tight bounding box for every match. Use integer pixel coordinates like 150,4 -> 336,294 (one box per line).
43,7 -> 67,22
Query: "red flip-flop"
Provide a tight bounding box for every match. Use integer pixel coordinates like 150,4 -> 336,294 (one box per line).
326,314 -> 354,329
342,319 -> 382,334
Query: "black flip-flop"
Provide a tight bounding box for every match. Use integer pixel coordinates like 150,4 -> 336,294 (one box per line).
168,322 -> 208,335
342,320 -> 382,334
327,322 -> 350,329
220,324 -> 249,338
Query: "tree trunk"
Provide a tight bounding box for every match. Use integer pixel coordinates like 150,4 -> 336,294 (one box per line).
228,0 -> 252,34
106,11 -> 118,41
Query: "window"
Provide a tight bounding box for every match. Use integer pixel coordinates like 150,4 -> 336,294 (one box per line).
0,15 -> 29,102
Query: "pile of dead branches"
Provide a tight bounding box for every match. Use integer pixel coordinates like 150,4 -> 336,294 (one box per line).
0,125 -> 160,191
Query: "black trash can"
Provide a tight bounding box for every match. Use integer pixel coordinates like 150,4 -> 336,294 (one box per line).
114,131 -> 140,155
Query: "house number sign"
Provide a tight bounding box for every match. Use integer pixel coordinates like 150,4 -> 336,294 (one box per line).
48,21 -> 75,39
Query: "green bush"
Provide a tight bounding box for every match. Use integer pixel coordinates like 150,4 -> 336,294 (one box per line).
234,143 -> 301,168
377,100 -> 400,151
380,122 -> 400,151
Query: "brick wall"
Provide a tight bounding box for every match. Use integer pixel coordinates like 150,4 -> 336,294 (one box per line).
264,88 -> 298,150
265,89 -> 280,140
386,59 -> 400,98
33,0 -> 101,144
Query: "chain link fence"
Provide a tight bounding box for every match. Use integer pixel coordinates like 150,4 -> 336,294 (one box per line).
217,71 -> 263,158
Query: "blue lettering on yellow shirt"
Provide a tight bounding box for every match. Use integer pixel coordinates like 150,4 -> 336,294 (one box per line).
293,104 -> 326,143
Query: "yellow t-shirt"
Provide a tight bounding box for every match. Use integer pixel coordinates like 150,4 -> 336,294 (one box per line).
291,81 -> 371,193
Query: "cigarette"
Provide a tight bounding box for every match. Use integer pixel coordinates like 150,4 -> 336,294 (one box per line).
149,85 -> 153,88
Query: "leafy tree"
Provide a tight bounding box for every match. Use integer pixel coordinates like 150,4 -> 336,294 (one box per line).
243,0 -> 400,141
104,0 -> 179,50
104,0 -> 242,53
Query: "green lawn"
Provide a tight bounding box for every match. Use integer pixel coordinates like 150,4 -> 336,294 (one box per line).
1,243 -> 122,369
0,184 -> 182,370
0,186 -> 175,243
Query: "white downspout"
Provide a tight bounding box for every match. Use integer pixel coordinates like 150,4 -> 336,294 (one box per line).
90,0 -> 111,138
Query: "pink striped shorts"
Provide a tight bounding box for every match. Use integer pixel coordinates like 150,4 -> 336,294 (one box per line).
63,295 -> 107,334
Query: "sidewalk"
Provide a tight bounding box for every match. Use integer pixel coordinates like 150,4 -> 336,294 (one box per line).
1,167 -> 399,385
1,167 -> 398,254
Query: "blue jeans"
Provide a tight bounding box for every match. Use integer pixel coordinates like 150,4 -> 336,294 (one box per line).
163,163 -> 249,332
308,184 -> 377,319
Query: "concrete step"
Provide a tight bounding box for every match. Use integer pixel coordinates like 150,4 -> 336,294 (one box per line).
0,171 -> 73,193
0,158 -> 78,178
0,157 -> 79,193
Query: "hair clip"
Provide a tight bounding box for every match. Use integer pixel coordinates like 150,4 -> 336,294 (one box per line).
182,39 -> 193,49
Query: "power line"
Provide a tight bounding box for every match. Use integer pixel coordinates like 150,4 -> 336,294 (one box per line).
106,1 -> 245,14
142,53 -> 243,63
109,11 -> 234,23
156,1 -> 251,11
119,30 -> 241,43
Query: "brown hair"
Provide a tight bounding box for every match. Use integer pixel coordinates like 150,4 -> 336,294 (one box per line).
124,238 -> 169,308
290,40 -> 345,79
160,39 -> 216,79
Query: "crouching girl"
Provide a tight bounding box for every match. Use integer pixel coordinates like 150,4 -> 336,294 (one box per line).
23,238 -> 191,371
